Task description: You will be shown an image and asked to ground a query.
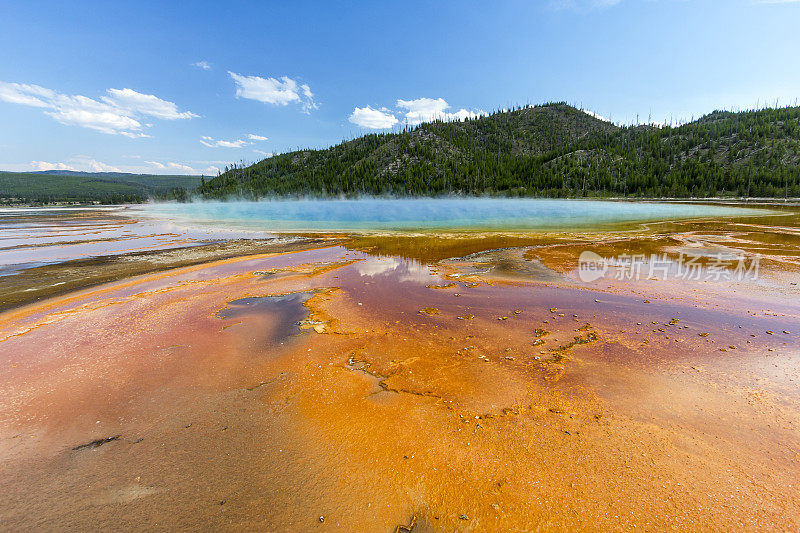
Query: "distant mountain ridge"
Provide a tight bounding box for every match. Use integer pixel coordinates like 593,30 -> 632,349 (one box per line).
199,102 -> 800,199
0,171 -> 202,204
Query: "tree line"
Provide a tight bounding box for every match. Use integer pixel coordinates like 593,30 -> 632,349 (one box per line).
200,103 -> 800,199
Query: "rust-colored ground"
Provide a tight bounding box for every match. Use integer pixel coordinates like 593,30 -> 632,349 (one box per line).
1,215 -> 800,531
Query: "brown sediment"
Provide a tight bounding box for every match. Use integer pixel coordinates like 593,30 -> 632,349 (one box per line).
426,282 -> 457,289
1,214 -> 800,530
0,237 -> 340,312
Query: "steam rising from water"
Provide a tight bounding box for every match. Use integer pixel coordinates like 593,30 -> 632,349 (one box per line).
131,198 -> 764,232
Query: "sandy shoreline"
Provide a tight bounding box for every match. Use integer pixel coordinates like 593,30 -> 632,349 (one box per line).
1,211 -> 800,530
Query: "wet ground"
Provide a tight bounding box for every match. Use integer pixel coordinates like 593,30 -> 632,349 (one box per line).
0,205 -> 799,531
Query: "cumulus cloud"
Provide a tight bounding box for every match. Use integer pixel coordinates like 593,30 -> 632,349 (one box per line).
348,97 -> 485,128
30,156 -> 219,175
396,97 -> 486,126
0,81 -> 197,137
253,149 -> 275,157
349,106 -> 399,129
228,71 -> 317,112
583,109 -> 611,122
248,133 -> 268,141
75,157 -> 122,172
192,60 -> 211,70
145,161 -> 197,174
30,161 -> 79,172
200,135 -> 251,148
102,88 -> 198,120
31,157 -> 121,173
145,160 -> 220,175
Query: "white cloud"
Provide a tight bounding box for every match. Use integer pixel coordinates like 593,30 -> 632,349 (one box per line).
30,161 -> 79,172
300,84 -> 317,112
396,97 -> 486,126
253,149 -> 275,157
30,157 -> 121,173
229,71 -> 317,112
0,82 -> 54,107
349,106 -> 398,129
192,60 -> 211,70
201,133 -> 269,148
145,161 -> 196,173
145,160 -> 219,175
0,81 -> 196,137
583,109 -> 611,122
74,157 -> 122,172
200,135 -> 250,148
24,155 -> 219,175
102,88 -> 198,120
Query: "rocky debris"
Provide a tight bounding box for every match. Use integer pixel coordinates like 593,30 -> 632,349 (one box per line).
551,330 -> 599,354
298,319 -> 326,333
72,435 -> 121,451
418,307 -> 440,316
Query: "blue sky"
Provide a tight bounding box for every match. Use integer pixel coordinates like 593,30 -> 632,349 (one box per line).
1,0 -> 799,175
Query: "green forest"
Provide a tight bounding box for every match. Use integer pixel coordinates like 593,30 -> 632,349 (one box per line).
200,103 -> 800,199
0,172 -> 202,204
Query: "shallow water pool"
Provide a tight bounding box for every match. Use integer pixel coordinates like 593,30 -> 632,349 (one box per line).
131,198 -> 768,232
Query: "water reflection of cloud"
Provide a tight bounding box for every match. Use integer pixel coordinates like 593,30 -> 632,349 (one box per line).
355,256 -> 401,277
355,256 -> 431,283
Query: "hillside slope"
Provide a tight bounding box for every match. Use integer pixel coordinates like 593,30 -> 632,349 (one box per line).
200,102 -> 800,199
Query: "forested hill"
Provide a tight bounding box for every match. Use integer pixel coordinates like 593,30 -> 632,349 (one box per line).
199,102 -> 800,199
0,172 -> 202,204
